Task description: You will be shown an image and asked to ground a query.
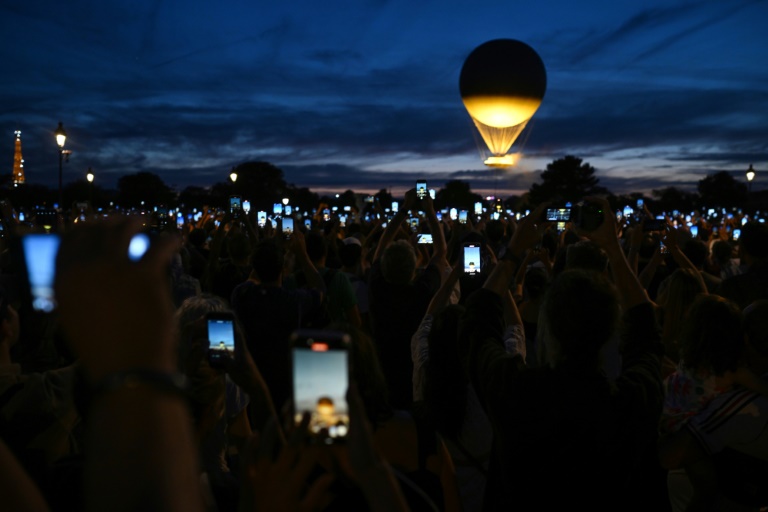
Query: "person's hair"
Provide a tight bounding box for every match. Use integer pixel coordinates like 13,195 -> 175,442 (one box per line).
739,222 -> 768,260
543,269 -> 620,364
423,304 -> 468,439
175,294 -> 232,425
679,294 -> 743,375
304,231 -> 328,263
565,240 -> 608,273
711,240 -> 734,265
523,266 -> 549,300
743,299 -> 768,358
381,240 -> 416,285
485,220 -> 505,245
682,239 -> 708,269
226,231 -> 251,262
339,242 -> 362,268
656,268 -> 707,351
188,227 -> 207,248
249,239 -> 283,283
329,322 -> 392,426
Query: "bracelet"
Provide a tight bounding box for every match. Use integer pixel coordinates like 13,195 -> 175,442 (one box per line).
92,369 -> 189,400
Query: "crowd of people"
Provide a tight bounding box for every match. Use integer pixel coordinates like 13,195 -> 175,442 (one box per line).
0,190 -> 766,511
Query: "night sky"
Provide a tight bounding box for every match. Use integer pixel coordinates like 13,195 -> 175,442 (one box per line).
2,0 -> 767,197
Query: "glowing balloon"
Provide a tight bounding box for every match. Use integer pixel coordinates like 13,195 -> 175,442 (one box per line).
460,39 -> 547,167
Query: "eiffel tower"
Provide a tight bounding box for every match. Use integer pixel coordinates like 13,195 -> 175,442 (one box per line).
12,130 -> 25,186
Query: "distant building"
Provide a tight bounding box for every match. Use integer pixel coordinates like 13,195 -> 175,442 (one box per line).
12,130 -> 25,186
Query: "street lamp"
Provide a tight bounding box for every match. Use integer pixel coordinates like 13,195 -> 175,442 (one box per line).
746,164 -> 756,192
230,168 -> 238,183
282,197 -> 289,206
86,168 -> 95,204
55,122 -> 67,207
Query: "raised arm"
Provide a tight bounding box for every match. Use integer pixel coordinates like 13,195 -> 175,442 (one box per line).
371,190 -> 413,264
55,218 -> 204,512
583,197 -> 650,310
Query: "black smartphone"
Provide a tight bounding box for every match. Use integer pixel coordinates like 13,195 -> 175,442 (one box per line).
206,312 -> 237,368
545,207 -> 571,222
416,180 -> 428,202
417,233 -> 433,244
230,195 -> 242,219
291,329 -> 350,444
463,243 -> 482,276
20,233 -> 61,313
459,210 -> 468,224
282,217 -> 294,239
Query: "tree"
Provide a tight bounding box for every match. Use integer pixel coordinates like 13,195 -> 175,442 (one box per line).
528,155 -> 608,205
434,180 -> 481,210
650,186 -> 698,214
697,171 -> 747,209
116,172 -> 176,208
231,161 -> 288,211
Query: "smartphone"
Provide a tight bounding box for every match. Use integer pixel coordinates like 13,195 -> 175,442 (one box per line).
690,225 -> 699,238
176,214 -> 184,229
459,210 -> 468,224
545,207 -> 571,222
417,233 -> 433,244
242,200 -> 251,214
474,202 -> 483,216
463,243 -> 482,276
449,208 -> 458,221
282,217 -> 294,238
733,228 -> 741,241
660,240 -> 669,254
291,330 -> 350,444
391,201 -> 398,213
416,180 -> 428,202
429,189 -> 436,200
636,199 -> 644,208
230,196 -> 242,218
21,234 -> 61,313
257,211 -> 267,227
273,203 -> 283,216
206,312 -> 236,368
304,218 -> 312,230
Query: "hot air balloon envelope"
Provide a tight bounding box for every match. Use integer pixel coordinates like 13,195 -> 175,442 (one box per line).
460,39 -> 547,129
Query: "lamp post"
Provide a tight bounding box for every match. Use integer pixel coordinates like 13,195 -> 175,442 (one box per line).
746,164 -> 756,193
86,168 -> 95,204
55,122 -> 67,208
230,168 -> 238,183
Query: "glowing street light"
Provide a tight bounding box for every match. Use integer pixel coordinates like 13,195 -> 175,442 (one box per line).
746,164 -> 756,192
282,197 -> 289,206
55,122 -> 67,207
86,167 -> 95,204
230,168 -> 238,183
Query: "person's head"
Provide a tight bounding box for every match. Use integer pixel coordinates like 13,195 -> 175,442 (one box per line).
188,227 -> 207,249
565,240 -> 608,273
738,221 -> 768,264
485,220 -> 505,245
743,300 -> 768,372
679,294 -> 743,375
249,239 -> 284,284
175,295 -> 233,430
339,237 -> 362,269
682,239 -> 709,270
542,269 -> 620,367
656,268 -> 707,311
226,231 -> 251,264
523,266 -> 549,301
381,239 -> 416,285
711,240 -> 735,265
304,231 -> 328,264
